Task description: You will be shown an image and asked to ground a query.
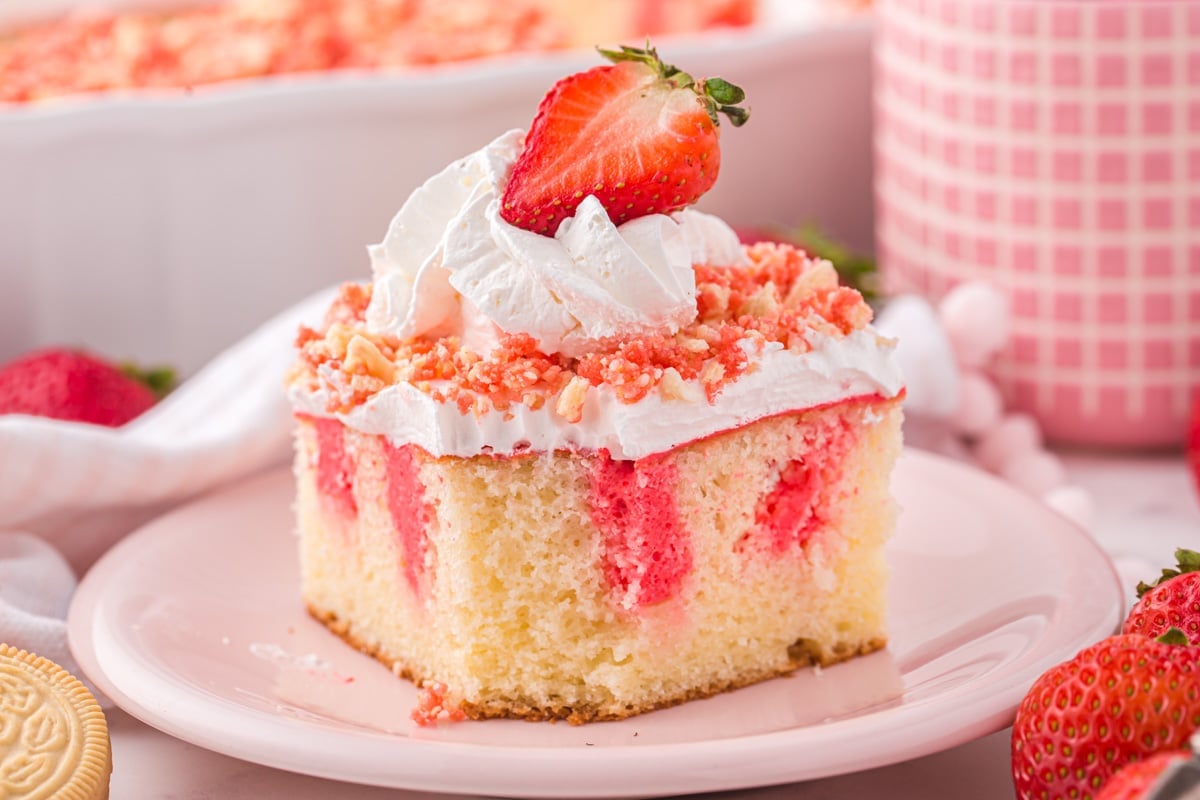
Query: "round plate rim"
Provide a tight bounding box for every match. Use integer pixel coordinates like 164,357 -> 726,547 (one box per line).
68,448 -> 1123,798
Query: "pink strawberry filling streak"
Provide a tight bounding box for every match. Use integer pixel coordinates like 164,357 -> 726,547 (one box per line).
588,454 -> 691,609
384,441 -> 432,597
312,416 -> 357,517
757,459 -> 822,553
745,415 -> 858,555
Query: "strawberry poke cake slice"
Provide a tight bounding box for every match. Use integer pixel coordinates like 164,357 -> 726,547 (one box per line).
287,45 -> 904,724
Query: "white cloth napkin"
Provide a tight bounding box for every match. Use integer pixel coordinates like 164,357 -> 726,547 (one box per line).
0,531 -> 108,702
0,285 -> 336,691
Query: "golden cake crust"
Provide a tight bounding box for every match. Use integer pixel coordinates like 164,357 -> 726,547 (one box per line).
0,644 -> 111,800
297,397 -> 902,725
309,595 -> 888,724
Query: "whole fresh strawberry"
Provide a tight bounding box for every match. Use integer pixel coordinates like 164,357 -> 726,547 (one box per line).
1011,634 -> 1200,800
0,347 -> 171,427
1095,749 -> 1191,800
1124,549 -> 1200,645
500,43 -> 748,236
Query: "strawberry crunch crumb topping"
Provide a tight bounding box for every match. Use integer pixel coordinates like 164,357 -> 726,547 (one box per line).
0,0 -> 569,104
411,681 -> 465,727
290,242 -> 875,422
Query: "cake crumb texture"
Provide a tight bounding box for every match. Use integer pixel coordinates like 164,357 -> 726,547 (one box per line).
294,396 -> 901,723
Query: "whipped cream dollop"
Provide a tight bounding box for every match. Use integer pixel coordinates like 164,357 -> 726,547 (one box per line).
364,129 -> 746,357
293,131 -> 905,458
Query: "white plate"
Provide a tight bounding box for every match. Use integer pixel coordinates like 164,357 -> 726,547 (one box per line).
68,449 -> 1123,798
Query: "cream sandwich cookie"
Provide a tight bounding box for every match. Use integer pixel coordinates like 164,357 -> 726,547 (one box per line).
0,644 -> 111,800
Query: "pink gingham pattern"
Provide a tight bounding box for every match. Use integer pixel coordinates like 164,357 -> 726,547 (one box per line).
875,0 -> 1200,447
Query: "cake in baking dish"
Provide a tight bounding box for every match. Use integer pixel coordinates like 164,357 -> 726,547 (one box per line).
287,45 -> 903,724
0,0 -> 755,103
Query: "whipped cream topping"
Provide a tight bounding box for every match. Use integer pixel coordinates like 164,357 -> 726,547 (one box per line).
297,131 -> 905,459
292,328 -> 903,460
365,129 -> 746,358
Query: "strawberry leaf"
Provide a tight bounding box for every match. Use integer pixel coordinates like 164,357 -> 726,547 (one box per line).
1179,548 -> 1200,570
794,225 -> 880,302
1136,548 -> 1200,597
718,105 -> 750,128
703,78 -> 745,105
1157,627 -> 1191,646
120,363 -> 177,400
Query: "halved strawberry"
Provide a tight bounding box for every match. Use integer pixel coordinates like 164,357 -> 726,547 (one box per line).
500,43 -> 748,236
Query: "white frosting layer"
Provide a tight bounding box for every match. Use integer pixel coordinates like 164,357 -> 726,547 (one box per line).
292,329 -> 903,460
309,131 -> 905,459
364,129 -> 747,358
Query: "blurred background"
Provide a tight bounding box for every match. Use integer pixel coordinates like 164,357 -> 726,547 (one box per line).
4,0 -> 1196,450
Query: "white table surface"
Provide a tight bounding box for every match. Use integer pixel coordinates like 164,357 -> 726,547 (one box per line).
101,449 -> 1198,799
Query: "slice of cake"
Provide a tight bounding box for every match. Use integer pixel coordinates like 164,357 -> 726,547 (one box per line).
287,45 -> 903,724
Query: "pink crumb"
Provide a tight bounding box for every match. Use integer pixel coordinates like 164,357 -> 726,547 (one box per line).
313,417 -> 357,517
756,459 -> 822,552
294,244 -> 877,418
588,454 -> 692,609
411,682 -> 466,727
742,412 -> 860,555
383,440 -> 432,597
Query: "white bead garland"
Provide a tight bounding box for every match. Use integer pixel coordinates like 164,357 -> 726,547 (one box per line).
875,281 -> 1095,531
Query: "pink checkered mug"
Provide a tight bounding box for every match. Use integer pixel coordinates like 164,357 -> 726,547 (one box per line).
875,0 -> 1200,448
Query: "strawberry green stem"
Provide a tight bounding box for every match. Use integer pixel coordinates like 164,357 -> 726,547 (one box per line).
120,363 -> 177,400
596,42 -> 750,128
1137,548 -> 1200,597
